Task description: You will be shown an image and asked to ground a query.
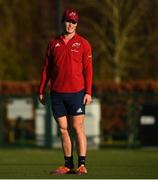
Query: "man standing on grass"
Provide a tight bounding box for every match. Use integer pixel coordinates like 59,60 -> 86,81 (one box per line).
39,8 -> 93,175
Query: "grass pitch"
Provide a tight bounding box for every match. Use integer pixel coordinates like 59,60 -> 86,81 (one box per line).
0,148 -> 158,179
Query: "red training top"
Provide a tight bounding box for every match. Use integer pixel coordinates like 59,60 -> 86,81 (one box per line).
39,33 -> 93,95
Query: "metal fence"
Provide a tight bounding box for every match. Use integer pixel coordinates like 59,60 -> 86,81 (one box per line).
98,91 -> 158,148
1,90 -> 158,148
0,94 -> 52,148
0,93 -> 101,149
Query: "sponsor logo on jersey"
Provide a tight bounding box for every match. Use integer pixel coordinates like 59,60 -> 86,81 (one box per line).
71,49 -> 79,52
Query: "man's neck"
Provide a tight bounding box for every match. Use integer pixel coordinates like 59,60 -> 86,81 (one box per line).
63,32 -> 76,40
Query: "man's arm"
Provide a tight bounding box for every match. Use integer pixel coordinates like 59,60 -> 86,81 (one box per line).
82,39 -> 93,104
39,42 -> 52,105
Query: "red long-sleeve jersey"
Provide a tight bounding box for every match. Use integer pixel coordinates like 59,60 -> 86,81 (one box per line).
39,33 -> 93,95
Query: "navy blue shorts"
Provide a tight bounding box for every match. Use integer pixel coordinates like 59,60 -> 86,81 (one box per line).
50,90 -> 85,119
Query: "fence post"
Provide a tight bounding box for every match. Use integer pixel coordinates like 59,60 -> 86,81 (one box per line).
45,93 -> 52,148
0,95 -> 2,145
0,95 -> 5,146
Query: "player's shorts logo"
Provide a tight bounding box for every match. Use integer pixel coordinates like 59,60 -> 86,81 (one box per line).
76,108 -> 82,113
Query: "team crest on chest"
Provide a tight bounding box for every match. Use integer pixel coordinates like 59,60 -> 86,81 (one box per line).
72,42 -> 81,48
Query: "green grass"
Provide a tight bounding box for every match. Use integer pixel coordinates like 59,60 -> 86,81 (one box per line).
0,148 -> 158,179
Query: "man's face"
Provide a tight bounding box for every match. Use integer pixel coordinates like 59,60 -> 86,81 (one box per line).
64,20 -> 77,34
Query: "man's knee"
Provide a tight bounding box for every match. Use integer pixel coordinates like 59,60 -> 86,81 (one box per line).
72,122 -> 83,133
59,126 -> 69,135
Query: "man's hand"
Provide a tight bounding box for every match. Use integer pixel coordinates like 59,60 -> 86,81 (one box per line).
39,94 -> 45,105
83,94 -> 92,105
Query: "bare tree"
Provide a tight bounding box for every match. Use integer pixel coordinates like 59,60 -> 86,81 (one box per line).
67,0 -> 158,82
